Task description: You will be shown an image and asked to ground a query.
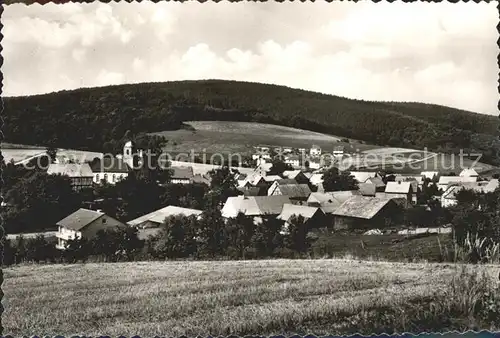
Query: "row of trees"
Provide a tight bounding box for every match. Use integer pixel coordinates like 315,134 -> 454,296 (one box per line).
3,211 -> 313,266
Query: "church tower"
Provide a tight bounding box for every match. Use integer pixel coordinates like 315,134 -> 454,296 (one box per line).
123,140 -> 134,169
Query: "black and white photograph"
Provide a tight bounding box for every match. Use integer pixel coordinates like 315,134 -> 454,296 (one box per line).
1,0 -> 500,336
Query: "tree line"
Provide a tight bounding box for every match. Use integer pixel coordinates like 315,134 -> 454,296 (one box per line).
4,80 -> 499,165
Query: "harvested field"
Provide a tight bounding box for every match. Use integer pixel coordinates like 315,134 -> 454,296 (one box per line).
3,259 -> 499,336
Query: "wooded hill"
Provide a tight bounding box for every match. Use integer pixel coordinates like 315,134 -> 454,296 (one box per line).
4,79 -> 499,165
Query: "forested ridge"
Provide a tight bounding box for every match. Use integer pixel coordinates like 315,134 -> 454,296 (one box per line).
4,79 -> 499,164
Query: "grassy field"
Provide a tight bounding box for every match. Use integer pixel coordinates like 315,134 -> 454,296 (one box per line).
1,144 -> 103,165
154,121 -> 372,156
3,259 -> 499,336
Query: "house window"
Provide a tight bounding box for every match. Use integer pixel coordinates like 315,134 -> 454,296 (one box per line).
96,174 -> 100,182
104,173 -> 108,181
102,218 -> 107,224
112,174 -> 116,183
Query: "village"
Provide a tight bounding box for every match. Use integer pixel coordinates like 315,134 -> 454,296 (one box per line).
5,139 -> 497,254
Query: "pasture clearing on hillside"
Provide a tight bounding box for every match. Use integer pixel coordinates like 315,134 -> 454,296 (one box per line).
153,121 -> 373,155
1,144 -> 103,165
3,260 -> 499,336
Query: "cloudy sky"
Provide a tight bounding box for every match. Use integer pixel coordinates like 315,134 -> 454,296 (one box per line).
3,1 -> 498,115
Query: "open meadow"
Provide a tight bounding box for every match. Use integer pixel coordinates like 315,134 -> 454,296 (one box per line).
153,121 -> 368,155
3,259 -> 500,336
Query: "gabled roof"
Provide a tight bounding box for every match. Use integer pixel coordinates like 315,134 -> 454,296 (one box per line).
276,184 -> 312,198
128,205 -> 203,227
171,166 -> 195,179
277,204 -> 323,221
358,183 -> 376,196
307,190 -> 360,206
460,168 -> 479,177
222,195 -> 291,217
350,171 -> 378,184
90,157 -> 130,173
57,208 -> 104,231
333,196 -> 395,219
48,163 -> 93,177
385,181 -> 412,194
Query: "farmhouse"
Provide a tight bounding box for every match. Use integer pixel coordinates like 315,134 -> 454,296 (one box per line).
55,208 -> 126,249
127,206 -> 203,229
221,195 -> 291,221
90,156 -> 130,184
307,190 -> 360,213
268,183 -> 312,202
171,166 -> 195,184
385,181 -> 417,204
332,196 -> 405,230
47,163 -> 94,191
277,204 -> 326,234
333,146 -> 344,157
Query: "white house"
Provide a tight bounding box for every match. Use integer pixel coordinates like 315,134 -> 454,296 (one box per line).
90,157 -> 130,184
310,145 -> 322,157
56,208 -> 126,249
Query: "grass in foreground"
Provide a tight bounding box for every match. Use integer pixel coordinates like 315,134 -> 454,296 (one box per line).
3,259 -> 500,336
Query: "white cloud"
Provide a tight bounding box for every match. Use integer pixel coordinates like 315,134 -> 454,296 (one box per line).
2,1 -> 498,115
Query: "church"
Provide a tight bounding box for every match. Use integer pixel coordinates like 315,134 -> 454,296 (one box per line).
90,141 -> 141,185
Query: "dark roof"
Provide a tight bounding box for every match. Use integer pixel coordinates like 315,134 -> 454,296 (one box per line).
333,196 -> 394,219
277,184 -> 312,198
90,157 -> 130,173
275,179 -> 298,185
171,166 -> 194,179
56,208 -> 104,231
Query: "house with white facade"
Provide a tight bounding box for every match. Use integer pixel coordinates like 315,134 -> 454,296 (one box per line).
55,208 -> 126,249
90,156 -> 130,184
310,145 -> 322,157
